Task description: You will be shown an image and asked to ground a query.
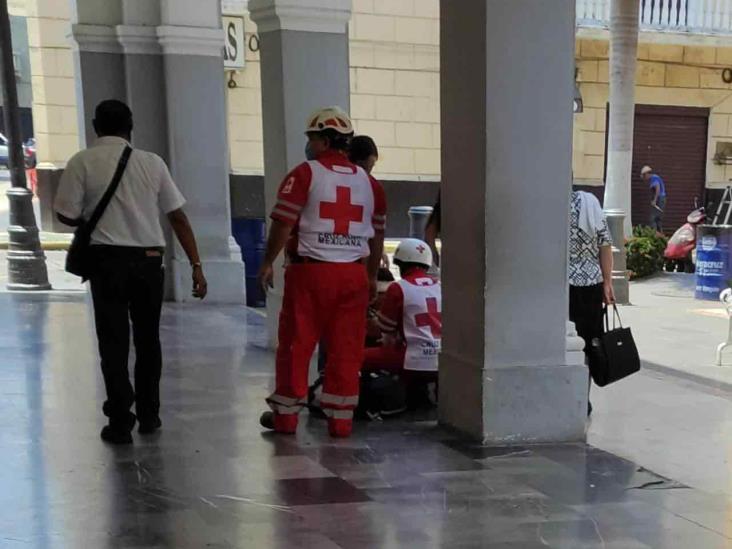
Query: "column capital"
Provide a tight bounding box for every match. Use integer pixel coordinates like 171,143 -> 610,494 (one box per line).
71,24 -> 123,54
116,25 -> 161,55
156,25 -> 224,57
249,0 -> 352,34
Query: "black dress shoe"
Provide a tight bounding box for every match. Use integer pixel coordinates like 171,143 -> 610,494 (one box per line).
260,411 -> 275,430
138,417 -> 162,435
100,425 -> 133,445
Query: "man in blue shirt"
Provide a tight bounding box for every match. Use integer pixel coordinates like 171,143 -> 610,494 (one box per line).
641,165 -> 667,232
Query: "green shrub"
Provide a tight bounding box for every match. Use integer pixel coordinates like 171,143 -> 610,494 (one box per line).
626,226 -> 667,280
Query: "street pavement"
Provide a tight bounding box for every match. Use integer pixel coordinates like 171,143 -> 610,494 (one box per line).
0,228 -> 729,545
0,287 -> 730,547
620,272 -> 732,388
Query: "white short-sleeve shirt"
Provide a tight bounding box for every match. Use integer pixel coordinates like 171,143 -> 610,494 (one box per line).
54,136 -> 186,247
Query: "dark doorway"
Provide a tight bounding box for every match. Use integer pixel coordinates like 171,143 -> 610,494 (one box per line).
631,105 -> 708,234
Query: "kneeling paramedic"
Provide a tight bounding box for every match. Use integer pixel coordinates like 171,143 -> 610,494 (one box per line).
364,238 -> 441,409
258,106 -> 386,437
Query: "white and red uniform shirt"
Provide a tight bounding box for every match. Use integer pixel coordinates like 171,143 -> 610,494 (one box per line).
271,151 -> 386,262
377,268 -> 442,372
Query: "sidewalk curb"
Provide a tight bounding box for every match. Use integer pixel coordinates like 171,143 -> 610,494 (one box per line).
0,241 -> 70,251
641,360 -> 732,394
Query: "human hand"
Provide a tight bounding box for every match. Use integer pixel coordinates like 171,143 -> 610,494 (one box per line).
369,278 -> 377,303
603,281 -> 616,305
192,265 -> 208,299
258,261 -> 274,294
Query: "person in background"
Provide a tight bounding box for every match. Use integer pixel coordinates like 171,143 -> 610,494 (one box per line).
54,99 -> 207,444
568,190 -> 615,416
424,191 -> 441,267
349,135 -> 379,174
641,165 -> 667,233
257,106 -> 386,438
316,134 -> 383,370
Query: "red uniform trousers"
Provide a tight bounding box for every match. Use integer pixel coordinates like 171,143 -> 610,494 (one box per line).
362,345 -> 406,373
267,262 -> 369,437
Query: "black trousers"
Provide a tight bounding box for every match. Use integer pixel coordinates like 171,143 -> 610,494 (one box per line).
650,196 -> 666,233
569,283 -> 604,354
89,246 -> 164,430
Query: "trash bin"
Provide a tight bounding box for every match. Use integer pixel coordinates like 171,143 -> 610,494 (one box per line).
408,206 -> 434,239
231,217 -> 267,307
695,225 -> 732,300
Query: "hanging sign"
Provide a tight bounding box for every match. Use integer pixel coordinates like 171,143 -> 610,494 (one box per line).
223,15 -> 246,69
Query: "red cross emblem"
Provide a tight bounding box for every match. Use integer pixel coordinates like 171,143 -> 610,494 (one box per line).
320,186 -> 364,235
416,244 -> 426,253
415,297 -> 442,338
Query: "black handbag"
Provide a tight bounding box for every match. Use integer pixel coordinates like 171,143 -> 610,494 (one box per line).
588,304 -> 641,387
65,146 -> 132,280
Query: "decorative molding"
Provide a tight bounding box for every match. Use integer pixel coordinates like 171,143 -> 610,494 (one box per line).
116,25 -> 161,55
577,26 -> 732,46
249,0 -> 351,34
71,24 -> 123,54
156,25 -> 225,57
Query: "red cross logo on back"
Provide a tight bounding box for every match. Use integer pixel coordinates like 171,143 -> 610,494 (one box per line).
415,297 -> 442,338
416,244 -> 426,253
320,186 -> 364,235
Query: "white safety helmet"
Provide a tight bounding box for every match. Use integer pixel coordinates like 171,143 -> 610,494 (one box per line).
305,106 -> 354,135
394,238 -> 433,268
640,165 -> 653,177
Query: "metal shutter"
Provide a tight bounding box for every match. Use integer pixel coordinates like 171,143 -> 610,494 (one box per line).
631,105 -> 708,235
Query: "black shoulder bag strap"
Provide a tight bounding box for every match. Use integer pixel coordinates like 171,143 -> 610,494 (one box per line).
85,145 -> 132,234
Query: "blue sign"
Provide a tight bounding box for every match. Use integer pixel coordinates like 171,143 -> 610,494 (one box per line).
696,226 -> 732,300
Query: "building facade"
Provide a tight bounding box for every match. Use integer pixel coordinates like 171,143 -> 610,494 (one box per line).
24,0 -> 732,237
575,0 -> 732,231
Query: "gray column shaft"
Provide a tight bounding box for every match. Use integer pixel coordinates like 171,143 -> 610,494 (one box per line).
257,28 -> 350,346
124,54 -> 168,158
161,53 -> 244,303
440,0 -> 587,443
73,52 -> 126,147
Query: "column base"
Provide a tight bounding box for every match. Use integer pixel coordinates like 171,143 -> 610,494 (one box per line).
612,272 -> 630,305
439,351 -> 588,444
169,257 -> 245,304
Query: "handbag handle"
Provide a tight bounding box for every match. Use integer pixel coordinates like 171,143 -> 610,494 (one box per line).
604,304 -> 623,331
612,304 -> 623,329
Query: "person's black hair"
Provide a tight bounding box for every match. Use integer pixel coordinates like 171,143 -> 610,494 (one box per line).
349,135 -> 378,164
308,128 -> 352,151
322,128 -> 352,151
93,99 -> 133,137
377,267 -> 395,282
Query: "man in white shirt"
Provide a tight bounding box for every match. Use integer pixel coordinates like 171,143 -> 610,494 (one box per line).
55,100 -> 207,444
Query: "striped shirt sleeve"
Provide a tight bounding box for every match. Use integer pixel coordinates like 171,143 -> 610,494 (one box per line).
270,162 -> 312,226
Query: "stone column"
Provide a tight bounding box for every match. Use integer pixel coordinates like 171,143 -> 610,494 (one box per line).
117,0 -> 178,294
157,0 -> 245,303
69,0 -> 126,147
249,0 -> 352,347
117,0 -> 168,158
440,0 -> 587,442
